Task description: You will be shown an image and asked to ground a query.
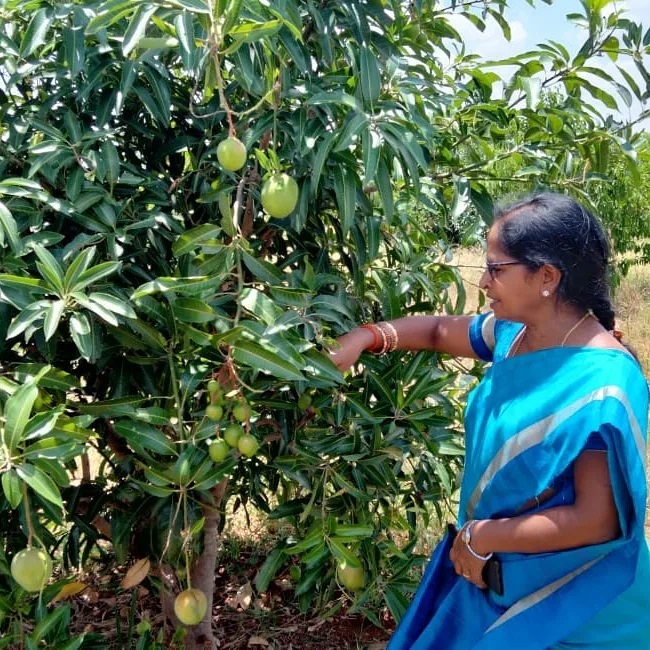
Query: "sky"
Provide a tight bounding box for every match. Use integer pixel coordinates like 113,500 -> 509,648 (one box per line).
448,0 -> 649,128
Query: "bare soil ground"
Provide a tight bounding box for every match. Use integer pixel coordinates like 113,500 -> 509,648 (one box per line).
63,535 -> 395,649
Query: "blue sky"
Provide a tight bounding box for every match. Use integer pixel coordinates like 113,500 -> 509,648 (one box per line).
454,1 -> 646,59
449,0 -> 648,127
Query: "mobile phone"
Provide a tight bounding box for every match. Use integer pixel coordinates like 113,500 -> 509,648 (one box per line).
482,556 -> 504,596
446,523 -> 504,596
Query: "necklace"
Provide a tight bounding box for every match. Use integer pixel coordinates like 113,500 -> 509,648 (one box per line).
560,310 -> 595,346
510,310 -> 595,357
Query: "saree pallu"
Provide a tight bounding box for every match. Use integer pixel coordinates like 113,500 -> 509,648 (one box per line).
389,333 -> 650,649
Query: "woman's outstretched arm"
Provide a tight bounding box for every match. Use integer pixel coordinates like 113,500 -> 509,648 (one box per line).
329,314 -> 480,372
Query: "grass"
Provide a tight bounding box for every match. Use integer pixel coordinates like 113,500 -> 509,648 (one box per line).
613,264 -> 650,374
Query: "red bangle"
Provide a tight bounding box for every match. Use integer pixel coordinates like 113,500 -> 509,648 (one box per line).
359,324 -> 383,352
359,322 -> 399,354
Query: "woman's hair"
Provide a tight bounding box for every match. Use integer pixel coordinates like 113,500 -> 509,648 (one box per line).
494,192 -> 616,331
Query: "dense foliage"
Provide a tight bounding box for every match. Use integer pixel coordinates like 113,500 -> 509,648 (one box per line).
0,0 -> 648,647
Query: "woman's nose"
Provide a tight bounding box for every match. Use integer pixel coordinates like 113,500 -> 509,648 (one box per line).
479,268 -> 491,290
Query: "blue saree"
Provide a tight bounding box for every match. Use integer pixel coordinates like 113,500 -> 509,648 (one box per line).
388,315 -> 650,649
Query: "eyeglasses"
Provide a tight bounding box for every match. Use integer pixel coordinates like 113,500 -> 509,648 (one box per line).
485,260 -> 525,279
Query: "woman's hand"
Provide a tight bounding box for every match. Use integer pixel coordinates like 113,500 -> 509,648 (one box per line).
328,328 -> 374,372
449,522 -> 488,589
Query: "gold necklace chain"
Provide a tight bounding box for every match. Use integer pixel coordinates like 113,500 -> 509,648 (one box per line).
510,310 -> 595,357
560,310 -> 595,346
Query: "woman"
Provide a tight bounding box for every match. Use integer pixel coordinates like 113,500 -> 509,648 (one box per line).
331,193 -> 650,649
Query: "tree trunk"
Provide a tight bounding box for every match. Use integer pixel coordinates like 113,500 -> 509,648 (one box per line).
184,478 -> 229,650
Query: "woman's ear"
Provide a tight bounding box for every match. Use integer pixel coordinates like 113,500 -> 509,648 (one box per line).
540,263 -> 562,297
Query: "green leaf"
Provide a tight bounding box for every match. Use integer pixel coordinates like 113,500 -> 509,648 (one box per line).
122,4 -> 158,56
172,297 -> 216,323
15,365 -> 80,391
0,202 -> 22,254
87,292 -> 137,319
77,396 -> 147,418
302,349 -> 344,384
33,245 -> 65,294
15,463 -> 63,510
174,11 -> 196,73
19,7 -> 53,58
101,139 -> 121,186
310,130 -> 337,196
71,260 -> 122,291
333,166 -> 358,235
86,0 -> 139,35
307,91 -> 364,113
520,76 -> 541,109
224,19 -> 282,48
384,583 -> 411,623
73,293 -> 119,326
172,224 -> 223,257
69,312 -> 101,362
332,523 -> 374,538
240,288 -> 283,324
375,157 -> 394,221
268,287 -> 311,309
254,546 -> 286,593
31,602 -> 71,643
2,470 -> 22,509
3,382 -> 39,453
232,340 -> 305,381
0,275 -> 48,293
362,128 -> 381,186
114,421 -> 177,456
63,246 -> 97,292
240,250 -> 284,283
43,300 -> 66,341
334,113 -> 368,153
328,538 -> 361,568
63,8 -> 87,78
359,46 -> 381,105
131,276 -> 220,299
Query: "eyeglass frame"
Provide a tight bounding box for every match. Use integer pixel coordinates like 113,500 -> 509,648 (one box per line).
484,260 -> 527,279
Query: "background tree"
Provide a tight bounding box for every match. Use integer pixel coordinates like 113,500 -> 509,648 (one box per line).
0,0 -> 648,647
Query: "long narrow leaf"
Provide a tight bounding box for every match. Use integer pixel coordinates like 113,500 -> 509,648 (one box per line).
15,463 -> 64,510
359,46 -> 381,105
3,383 -> 39,453
63,246 -> 96,292
0,202 -> 22,254
332,166 -> 358,234
43,300 -> 66,341
87,292 -> 137,319
122,3 -> 158,56
33,246 -> 65,294
232,340 -> 305,381
114,420 -> 177,456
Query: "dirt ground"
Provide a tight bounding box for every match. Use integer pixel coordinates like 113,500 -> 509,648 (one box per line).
64,551 -> 395,649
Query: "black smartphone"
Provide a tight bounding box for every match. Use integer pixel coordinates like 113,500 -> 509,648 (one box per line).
446,523 -> 504,596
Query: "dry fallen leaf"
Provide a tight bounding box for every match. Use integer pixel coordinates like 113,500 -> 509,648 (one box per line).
51,581 -> 87,603
225,581 -> 253,610
121,558 -> 151,589
248,636 -> 269,647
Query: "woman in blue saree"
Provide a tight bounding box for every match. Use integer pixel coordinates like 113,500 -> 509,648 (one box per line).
332,193 -> 650,649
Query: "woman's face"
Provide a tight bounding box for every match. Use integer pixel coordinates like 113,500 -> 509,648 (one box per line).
480,222 -> 543,322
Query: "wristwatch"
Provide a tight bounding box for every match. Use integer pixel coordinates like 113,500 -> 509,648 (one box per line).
461,520 -> 493,562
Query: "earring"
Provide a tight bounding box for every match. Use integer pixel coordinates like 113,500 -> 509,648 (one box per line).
542,290 -> 550,297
